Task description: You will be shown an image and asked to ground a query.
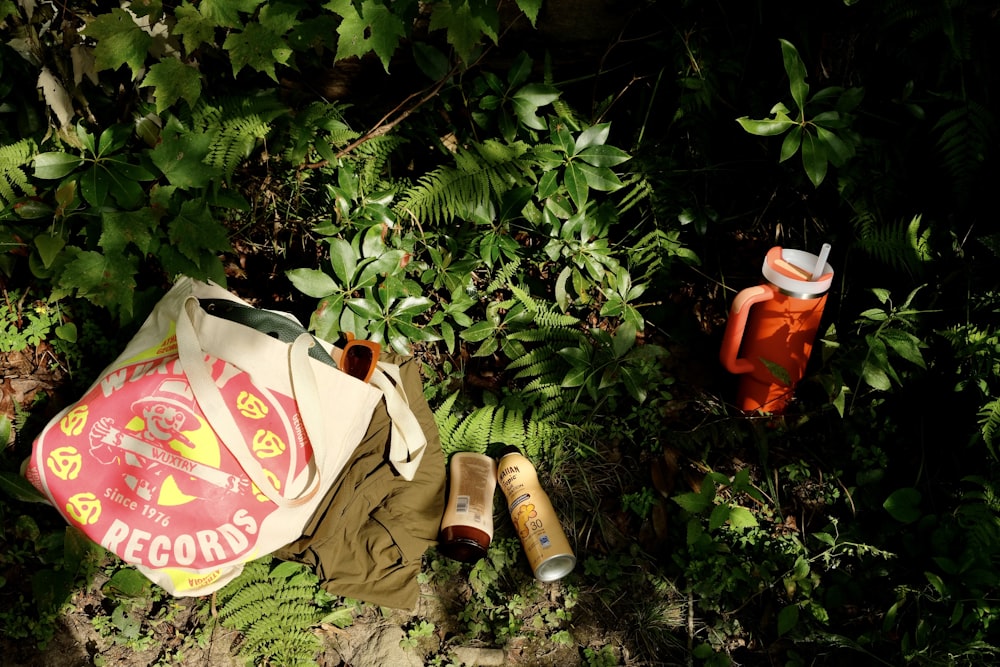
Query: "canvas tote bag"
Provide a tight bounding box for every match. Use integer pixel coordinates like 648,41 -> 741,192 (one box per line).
26,277 -> 428,596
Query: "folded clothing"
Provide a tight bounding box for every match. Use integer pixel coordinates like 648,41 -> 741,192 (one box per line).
275,352 -> 445,609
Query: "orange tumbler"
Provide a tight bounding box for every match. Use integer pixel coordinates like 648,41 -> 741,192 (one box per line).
719,246 -> 834,413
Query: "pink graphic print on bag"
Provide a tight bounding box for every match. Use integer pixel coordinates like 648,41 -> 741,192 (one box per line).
28,344 -> 311,572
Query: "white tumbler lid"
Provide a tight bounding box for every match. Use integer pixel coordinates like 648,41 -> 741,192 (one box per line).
761,247 -> 834,297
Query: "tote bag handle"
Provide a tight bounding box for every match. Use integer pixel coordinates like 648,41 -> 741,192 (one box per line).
175,297 -> 322,508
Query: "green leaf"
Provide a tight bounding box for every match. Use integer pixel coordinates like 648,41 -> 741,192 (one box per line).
728,506 -> 758,529
54,322 -> 78,343
412,42 -> 451,81
59,250 -> 138,317
563,162 -> 588,209
173,3 -> 219,53
140,59 -> 203,112
83,8 -> 153,79
673,491 -> 712,514
779,39 -> 809,112
816,125 -> 853,166
100,209 -> 157,255
708,503 -> 730,531
327,238 -> 357,286
149,118 -> 219,188
223,22 -> 292,81
574,123 -> 611,152
577,162 -> 624,192
428,0 -> 489,64
880,329 -> 926,368
103,568 -> 152,599
515,0 -> 542,26
199,0 -> 265,28
0,471 -> 49,502
577,145 -> 630,168
884,487 -> 922,524
331,0 -> 407,71
779,125 -> 802,162
777,604 -> 799,637
801,130 -> 828,187
34,233 -> 66,269
287,268 -> 338,298
736,116 -> 795,137
33,152 -> 83,179
168,200 -> 231,263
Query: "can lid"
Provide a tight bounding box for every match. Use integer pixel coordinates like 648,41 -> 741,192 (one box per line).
534,554 -> 576,582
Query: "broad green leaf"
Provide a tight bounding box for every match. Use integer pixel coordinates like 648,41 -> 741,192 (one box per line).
199,0 -> 265,28
577,162 -> 623,192
459,320 -> 495,343
577,145 -> 631,168
515,0 -> 542,26
883,487 -> 922,524
816,125 -> 853,166
346,297 -> 383,320
777,605 -> 799,637
779,125 -> 802,162
512,97 -> 548,131
924,571 -> 947,598
100,209 -> 157,255
140,59 -> 202,112
332,0 -> 406,71
54,322 -> 78,343
513,83 -> 560,108
880,329 -> 926,368
728,506 -> 758,528
0,471 -> 49,502
779,39 -> 809,112
223,22 -> 292,80
574,123 -> 611,152
173,3 -> 219,53
563,162 -> 588,209
507,52 -> 533,89
673,491 -> 712,514
80,164 -> 110,206
800,130 -> 828,187
327,238 -> 357,286
33,152 -> 83,179
391,296 -> 434,317
103,568 -> 152,599
83,8 -> 153,79
736,116 -> 795,137
612,321 -> 636,359
34,233 -> 66,269
561,365 -> 588,389
14,200 -> 54,219
357,250 -> 405,287
428,0 -> 487,65
412,42 -> 451,80
708,503 -> 730,531
310,295 -> 344,341
760,357 -> 791,386
287,268 -> 338,298
149,119 -> 219,188
59,250 -> 138,317
168,200 -> 232,263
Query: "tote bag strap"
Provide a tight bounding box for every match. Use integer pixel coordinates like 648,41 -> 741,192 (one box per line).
175,297 -> 321,508
368,363 -> 427,481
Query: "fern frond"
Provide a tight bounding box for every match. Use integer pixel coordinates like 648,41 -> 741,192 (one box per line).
934,100 -> 994,204
978,398 -> 1000,459
508,283 -> 580,327
0,139 -> 36,207
485,258 -> 523,293
216,557 -> 325,666
193,95 -> 288,178
853,213 -> 931,276
396,139 -> 535,226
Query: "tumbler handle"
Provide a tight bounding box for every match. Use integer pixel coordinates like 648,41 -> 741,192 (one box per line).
719,284 -> 776,374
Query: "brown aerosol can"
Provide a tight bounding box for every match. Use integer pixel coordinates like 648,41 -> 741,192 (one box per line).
438,452 -> 497,562
496,445 -> 576,582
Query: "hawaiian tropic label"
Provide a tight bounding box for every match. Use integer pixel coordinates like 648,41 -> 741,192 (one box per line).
28,336 -> 311,580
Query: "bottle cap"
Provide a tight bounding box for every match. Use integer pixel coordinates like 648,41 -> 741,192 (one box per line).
437,527 -> 489,563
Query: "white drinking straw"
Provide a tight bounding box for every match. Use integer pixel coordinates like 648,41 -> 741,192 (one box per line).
811,243 -> 831,280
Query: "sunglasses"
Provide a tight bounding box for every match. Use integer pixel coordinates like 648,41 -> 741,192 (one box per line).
340,333 -> 380,383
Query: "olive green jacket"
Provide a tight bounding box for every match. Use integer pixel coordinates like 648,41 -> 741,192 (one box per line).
276,354 -> 445,609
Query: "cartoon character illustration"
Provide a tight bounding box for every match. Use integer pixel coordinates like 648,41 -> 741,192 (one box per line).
512,502 -> 538,539
87,379 -> 249,505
